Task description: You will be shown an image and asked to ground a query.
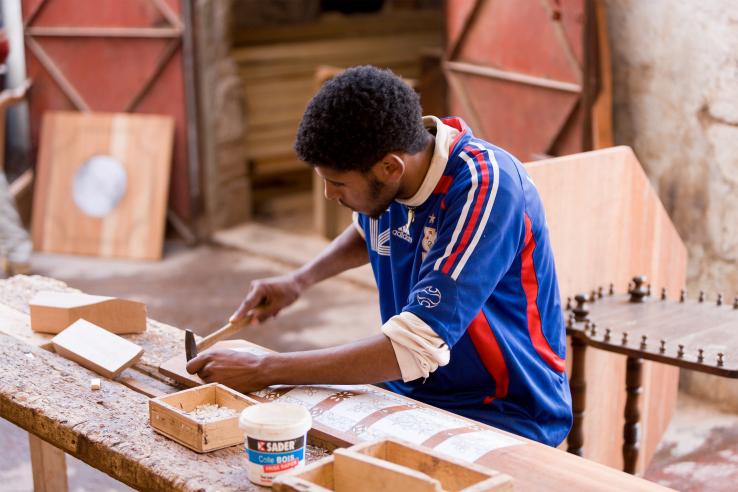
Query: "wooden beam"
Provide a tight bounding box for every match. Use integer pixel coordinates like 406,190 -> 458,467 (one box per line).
25,26 -> 182,38
444,60 -> 583,94
29,434 -> 68,492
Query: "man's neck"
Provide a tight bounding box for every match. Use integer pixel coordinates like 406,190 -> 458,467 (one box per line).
396,135 -> 436,202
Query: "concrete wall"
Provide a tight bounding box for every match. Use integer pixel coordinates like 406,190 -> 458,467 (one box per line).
605,0 -> 738,297
604,0 -> 738,408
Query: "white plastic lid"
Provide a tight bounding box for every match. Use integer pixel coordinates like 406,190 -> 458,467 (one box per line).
239,402 -> 312,441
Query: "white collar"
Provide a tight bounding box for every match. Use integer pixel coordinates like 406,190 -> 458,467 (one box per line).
396,116 -> 460,207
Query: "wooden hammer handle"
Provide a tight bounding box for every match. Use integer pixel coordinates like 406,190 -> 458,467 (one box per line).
197,317 -> 251,352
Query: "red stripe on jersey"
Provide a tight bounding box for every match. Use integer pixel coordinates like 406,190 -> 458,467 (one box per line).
441,147 -> 489,274
522,213 -> 566,372
433,175 -> 453,194
468,310 -> 509,399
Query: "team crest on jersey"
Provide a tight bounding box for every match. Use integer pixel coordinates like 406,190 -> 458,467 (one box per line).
416,286 -> 441,308
421,226 -> 437,260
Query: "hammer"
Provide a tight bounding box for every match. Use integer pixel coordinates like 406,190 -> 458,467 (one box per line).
185,317 -> 251,362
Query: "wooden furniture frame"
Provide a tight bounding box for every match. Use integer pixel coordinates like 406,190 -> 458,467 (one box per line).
567,278 -> 738,473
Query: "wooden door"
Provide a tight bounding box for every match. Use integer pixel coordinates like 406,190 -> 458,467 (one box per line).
444,0 -> 594,161
22,0 -> 197,221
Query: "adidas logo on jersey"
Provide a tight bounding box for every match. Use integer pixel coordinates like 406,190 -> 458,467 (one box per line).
392,226 -> 413,243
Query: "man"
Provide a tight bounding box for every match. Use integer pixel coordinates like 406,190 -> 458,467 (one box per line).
187,65 -> 572,446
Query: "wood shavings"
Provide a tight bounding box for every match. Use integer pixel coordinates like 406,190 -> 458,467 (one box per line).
185,403 -> 237,423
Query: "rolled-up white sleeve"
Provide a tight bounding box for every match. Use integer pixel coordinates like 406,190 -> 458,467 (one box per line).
381,311 -> 450,382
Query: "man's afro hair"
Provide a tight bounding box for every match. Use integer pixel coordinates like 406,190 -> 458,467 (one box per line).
294,65 -> 428,173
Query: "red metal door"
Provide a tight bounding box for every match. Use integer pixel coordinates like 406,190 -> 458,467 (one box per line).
22,0 -> 196,220
444,0 -> 592,161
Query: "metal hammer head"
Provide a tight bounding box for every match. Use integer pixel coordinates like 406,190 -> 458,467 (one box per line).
185,329 -> 198,362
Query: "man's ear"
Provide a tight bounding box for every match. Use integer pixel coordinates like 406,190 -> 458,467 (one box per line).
376,153 -> 405,182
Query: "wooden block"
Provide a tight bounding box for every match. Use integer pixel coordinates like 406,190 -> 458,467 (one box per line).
29,290 -> 147,334
274,438 -> 513,492
149,383 -> 258,453
51,319 -> 144,379
31,111 -> 175,260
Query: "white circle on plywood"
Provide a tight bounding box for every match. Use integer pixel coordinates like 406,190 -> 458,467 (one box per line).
72,155 -> 128,218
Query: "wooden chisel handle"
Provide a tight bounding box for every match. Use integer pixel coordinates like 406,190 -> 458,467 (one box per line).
197,316 -> 251,352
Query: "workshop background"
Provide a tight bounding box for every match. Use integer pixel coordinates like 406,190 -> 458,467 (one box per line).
0,0 -> 736,491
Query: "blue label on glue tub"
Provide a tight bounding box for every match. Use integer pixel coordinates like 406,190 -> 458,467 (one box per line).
246,436 -> 306,478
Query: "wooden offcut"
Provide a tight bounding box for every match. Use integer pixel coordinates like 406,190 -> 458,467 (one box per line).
149,383 -> 257,453
29,290 -> 146,334
274,439 -> 513,492
31,111 -> 174,260
51,319 -> 144,379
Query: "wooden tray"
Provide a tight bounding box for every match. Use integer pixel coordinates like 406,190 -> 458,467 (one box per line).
149,383 -> 258,453
273,438 -> 513,492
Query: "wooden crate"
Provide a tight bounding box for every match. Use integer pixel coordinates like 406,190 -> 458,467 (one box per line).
273,438 -> 513,492
149,383 -> 258,453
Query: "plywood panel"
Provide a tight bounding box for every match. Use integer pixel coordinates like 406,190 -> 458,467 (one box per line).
526,146 -> 686,472
31,111 -> 174,260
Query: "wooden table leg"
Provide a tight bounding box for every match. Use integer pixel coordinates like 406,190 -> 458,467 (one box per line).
623,356 -> 643,474
29,433 -> 68,492
567,334 -> 587,456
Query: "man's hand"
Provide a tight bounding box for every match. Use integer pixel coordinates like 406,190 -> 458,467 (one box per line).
185,349 -> 270,394
230,273 -> 304,323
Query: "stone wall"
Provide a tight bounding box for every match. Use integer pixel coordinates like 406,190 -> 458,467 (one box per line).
604,0 -> 738,297
605,0 -> 738,408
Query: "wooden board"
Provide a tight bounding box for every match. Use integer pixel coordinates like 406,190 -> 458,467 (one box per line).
30,290 -> 147,334
31,111 -> 174,260
51,319 -> 144,378
527,146 -> 686,471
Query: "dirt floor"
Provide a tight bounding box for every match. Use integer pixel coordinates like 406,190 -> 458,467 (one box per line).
0,235 -> 736,491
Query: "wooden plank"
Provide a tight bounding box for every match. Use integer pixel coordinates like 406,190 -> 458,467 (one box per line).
51,319 -> 144,379
29,290 -> 147,334
31,111 -> 175,260
29,433 -> 68,492
526,147 -> 685,472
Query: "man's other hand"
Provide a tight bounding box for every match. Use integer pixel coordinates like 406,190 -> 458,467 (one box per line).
230,273 -> 303,323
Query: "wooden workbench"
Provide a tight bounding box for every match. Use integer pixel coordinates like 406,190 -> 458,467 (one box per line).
0,275 -> 672,491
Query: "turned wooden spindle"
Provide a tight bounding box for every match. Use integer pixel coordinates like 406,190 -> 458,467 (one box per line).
623,356 -> 643,474
572,294 -> 589,322
628,276 -> 649,303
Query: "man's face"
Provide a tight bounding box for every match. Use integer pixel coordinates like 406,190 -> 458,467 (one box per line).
315,164 -> 399,219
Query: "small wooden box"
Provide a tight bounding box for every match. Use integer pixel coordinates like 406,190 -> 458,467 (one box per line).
273,438 -> 513,492
149,383 -> 258,453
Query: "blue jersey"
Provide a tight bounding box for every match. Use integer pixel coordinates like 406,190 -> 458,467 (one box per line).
354,117 -> 572,446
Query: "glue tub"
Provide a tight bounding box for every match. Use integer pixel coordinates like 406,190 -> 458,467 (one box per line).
239,402 -> 312,486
